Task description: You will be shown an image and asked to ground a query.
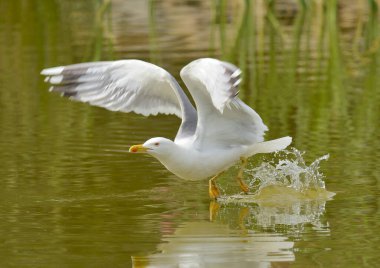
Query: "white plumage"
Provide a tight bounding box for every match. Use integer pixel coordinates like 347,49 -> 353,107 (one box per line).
41,58 -> 292,198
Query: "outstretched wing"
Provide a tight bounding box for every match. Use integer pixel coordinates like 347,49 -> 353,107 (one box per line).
180,58 -> 268,149
41,60 -> 197,139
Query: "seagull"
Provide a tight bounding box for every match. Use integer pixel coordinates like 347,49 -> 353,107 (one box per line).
41,58 -> 292,199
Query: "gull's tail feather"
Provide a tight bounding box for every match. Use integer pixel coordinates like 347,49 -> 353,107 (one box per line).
247,136 -> 292,156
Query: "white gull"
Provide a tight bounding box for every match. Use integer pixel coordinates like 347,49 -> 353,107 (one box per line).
41,58 -> 292,199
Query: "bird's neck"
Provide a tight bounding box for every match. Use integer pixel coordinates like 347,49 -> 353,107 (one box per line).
151,143 -> 181,163
150,142 -> 190,178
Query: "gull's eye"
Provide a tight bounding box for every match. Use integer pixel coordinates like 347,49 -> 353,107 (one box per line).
154,142 -> 160,146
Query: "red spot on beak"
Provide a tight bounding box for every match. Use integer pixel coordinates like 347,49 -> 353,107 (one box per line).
129,144 -> 146,153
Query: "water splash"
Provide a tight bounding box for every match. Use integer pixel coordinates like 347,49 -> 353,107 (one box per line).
247,148 -> 330,195
217,149 -> 333,230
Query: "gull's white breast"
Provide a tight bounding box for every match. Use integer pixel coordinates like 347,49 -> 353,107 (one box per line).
155,143 -> 245,180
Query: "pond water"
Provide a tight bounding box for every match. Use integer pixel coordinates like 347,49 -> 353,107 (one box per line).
0,1 -> 379,267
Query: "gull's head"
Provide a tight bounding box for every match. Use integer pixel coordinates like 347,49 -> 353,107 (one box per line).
129,137 -> 175,157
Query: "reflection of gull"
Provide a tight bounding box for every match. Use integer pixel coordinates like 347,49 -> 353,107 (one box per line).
133,191 -> 330,267
41,58 -> 291,198
132,221 -> 294,267
217,186 -> 331,231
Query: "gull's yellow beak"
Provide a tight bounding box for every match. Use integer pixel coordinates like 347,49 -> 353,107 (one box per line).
129,144 -> 149,153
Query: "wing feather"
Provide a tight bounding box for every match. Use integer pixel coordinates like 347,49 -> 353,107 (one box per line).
41,59 -> 197,139
42,60 -> 180,117
180,58 -> 268,149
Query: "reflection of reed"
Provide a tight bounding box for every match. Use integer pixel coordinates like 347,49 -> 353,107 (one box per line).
88,0 -> 114,61
148,0 -> 161,64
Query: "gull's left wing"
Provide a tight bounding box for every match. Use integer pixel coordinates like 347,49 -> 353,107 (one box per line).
180,58 -> 268,149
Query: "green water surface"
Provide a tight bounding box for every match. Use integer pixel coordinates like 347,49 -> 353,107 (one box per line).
0,1 -> 379,267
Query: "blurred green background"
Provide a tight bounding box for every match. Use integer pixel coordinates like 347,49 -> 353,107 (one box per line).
0,0 -> 379,267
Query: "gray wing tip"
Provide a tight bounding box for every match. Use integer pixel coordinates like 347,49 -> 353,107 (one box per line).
62,91 -> 78,97
49,85 -> 79,98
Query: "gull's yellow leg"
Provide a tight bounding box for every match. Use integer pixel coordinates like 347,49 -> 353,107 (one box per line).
236,157 -> 249,194
209,200 -> 220,221
209,172 -> 223,199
